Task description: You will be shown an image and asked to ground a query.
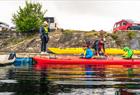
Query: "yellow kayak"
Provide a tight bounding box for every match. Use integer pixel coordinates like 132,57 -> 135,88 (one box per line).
48,48 -> 84,54
48,48 -> 140,55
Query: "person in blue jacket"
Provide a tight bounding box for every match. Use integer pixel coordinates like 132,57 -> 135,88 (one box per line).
85,47 -> 93,59
81,41 -> 93,59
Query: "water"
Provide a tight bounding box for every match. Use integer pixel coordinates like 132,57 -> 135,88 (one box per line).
0,58 -> 140,95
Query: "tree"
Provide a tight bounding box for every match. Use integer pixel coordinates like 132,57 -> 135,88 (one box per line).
12,1 -> 46,32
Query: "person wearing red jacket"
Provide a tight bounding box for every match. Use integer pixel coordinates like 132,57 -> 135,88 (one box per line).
92,38 -> 105,56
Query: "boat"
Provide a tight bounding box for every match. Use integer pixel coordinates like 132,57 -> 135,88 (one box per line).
0,52 -> 16,65
48,48 -> 84,54
33,56 -> 140,70
14,57 -> 32,67
48,48 -> 140,55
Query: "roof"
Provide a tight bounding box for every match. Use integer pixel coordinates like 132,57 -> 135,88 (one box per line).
115,19 -> 140,24
0,22 -> 9,26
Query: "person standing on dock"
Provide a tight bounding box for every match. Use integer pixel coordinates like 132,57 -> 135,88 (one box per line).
39,21 -> 49,54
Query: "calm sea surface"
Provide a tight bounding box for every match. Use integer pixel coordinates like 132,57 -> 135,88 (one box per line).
0,58 -> 140,95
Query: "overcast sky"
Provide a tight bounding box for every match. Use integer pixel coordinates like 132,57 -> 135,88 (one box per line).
1,0 -> 140,32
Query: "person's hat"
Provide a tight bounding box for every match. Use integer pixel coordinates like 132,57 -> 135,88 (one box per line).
43,21 -> 48,25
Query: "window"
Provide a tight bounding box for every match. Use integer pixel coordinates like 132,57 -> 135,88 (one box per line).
122,22 -> 127,26
114,23 -> 120,28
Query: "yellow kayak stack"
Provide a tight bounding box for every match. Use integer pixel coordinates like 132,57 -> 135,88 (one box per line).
48,48 -> 140,55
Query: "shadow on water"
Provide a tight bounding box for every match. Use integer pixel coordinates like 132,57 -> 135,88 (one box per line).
1,58 -> 140,95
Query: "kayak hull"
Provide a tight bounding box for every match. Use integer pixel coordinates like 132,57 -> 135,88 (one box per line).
33,56 -> 140,70
33,56 -> 140,65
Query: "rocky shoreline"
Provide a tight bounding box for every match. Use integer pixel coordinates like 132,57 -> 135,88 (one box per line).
0,30 -> 140,53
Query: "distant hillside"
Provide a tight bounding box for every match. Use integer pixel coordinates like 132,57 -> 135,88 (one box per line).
0,30 -> 140,52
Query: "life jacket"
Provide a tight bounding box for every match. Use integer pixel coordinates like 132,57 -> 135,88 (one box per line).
44,26 -> 48,34
98,40 -> 103,49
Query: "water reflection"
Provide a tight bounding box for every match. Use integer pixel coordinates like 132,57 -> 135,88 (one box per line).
0,61 -> 140,94
40,64 -> 140,95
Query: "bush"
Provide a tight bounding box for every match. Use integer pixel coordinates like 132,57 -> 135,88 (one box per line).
12,1 -> 46,33
127,31 -> 136,40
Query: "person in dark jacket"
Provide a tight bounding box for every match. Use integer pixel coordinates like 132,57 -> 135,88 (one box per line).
39,21 -> 49,54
